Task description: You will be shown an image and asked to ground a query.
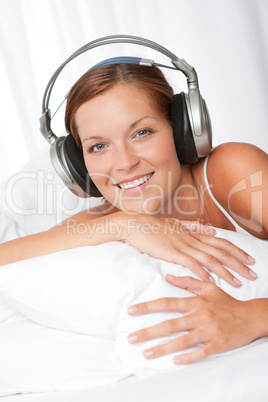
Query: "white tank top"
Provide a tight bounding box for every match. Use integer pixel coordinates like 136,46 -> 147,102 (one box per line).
203,156 -> 250,235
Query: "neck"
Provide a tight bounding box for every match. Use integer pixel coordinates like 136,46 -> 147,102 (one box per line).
157,164 -> 206,222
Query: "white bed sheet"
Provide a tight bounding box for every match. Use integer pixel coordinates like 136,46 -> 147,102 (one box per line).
0,149 -> 268,401
2,337 -> 268,402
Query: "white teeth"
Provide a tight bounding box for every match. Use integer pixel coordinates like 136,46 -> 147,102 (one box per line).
119,173 -> 153,190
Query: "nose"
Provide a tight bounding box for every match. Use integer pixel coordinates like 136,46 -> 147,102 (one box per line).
114,143 -> 140,171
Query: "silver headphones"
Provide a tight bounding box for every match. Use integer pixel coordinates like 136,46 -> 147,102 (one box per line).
40,35 -> 212,198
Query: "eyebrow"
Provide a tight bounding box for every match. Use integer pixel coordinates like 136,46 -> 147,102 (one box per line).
82,135 -> 103,144
81,116 -> 157,144
129,116 -> 155,129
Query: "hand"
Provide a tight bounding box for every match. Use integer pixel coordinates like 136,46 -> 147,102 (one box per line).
118,213 -> 257,287
127,275 -> 259,364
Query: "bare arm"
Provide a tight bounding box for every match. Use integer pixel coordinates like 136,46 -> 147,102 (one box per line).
0,210 -> 122,266
0,206 -> 257,289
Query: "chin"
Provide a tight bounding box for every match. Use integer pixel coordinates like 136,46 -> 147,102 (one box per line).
122,201 -> 165,217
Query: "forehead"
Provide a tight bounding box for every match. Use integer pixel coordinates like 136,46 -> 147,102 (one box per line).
75,84 -> 160,127
81,83 -> 154,109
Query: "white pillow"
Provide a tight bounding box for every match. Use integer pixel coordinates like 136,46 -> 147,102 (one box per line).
0,148 -> 100,234
0,212 -> 26,244
0,313 -> 131,396
0,227 -> 267,380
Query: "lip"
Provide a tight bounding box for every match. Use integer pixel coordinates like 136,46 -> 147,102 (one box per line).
116,172 -> 154,186
115,172 -> 154,193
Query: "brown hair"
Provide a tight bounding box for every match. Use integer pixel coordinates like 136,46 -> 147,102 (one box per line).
65,64 -> 174,147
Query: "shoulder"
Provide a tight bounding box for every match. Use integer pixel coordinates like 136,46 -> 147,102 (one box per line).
207,142 -> 267,187
206,142 -> 268,237
208,142 -> 266,171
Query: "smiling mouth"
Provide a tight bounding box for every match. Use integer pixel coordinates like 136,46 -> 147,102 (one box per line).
117,173 -> 154,190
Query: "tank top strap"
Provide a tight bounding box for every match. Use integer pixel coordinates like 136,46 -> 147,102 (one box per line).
203,156 -> 249,235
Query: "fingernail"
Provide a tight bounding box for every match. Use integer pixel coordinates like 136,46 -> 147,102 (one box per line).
233,277 -> 242,286
128,306 -> 138,315
209,275 -> 216,283
143,350 -> 154,359
247,255 -> 255,264
206,227 -> 216,235
128,334 -> 138,344
249,269 -> 257,279
173,357 -> 182,365
166,274 -> 177,280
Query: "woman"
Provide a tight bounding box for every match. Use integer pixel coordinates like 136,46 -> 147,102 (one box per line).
1,63 -> 267,363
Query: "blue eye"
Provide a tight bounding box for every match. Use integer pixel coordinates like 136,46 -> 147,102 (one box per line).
95,144 -> 105,151
88,143 -> 106,153
136,128 -> 151,137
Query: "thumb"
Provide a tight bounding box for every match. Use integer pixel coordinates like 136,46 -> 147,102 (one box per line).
166,274 -> 214,296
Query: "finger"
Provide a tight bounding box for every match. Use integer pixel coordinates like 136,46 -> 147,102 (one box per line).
169,238 -> 238,286
166,275 -> 214,296
166,242 -> 217,284
173,343 -> 216,365
194,233 -> 256,268
182,235 -> 257,285
142,331 -> 201,360
127,296 -> 195,316
128,315 -> 191,345
185,248 -> 240,287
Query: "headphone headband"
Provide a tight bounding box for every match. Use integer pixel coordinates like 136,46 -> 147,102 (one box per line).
40,35 -> 200,145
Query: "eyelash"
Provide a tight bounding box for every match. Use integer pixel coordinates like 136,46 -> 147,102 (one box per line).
134,127 -> 153,138
87,143 -> 107,153
87,127 -> 154,154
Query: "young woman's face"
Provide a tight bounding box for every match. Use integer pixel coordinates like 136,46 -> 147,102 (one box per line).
75,84 -> 181,215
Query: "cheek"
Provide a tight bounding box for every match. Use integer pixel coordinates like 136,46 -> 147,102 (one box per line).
84,156 -> 114,194
84,157 -> 104,185
155,135 -> 181,188
153,133 -> 180,168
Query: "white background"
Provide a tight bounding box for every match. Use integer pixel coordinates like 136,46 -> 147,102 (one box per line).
0,0 -> 267,183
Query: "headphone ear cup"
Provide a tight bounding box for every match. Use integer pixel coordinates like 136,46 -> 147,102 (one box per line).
170,92 -> 198,164
63,135 -> 102,197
